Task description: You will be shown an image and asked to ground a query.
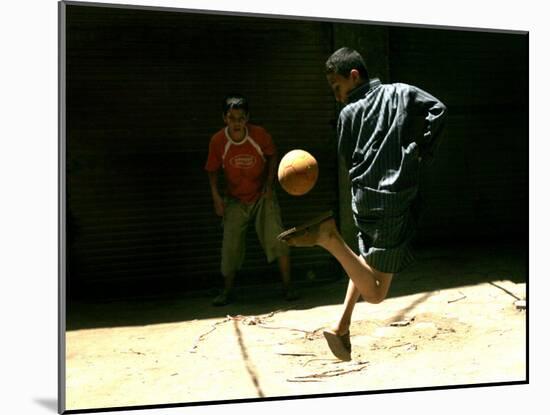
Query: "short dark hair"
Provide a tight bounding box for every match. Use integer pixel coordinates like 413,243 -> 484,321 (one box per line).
222,94 -> 249,115
325,47 -> 369,80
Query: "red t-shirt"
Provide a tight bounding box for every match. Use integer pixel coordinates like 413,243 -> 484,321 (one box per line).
205,124 -> 276,204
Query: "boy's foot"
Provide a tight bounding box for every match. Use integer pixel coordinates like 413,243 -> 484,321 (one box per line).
277,211 -> 335,247
323,330 -> 352,361
212,291 -> 233,307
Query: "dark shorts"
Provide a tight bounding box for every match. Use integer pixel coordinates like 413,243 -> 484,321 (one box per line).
352,185 -> 419,273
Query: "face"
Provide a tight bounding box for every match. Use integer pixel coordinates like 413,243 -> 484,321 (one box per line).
326,70 -> 361,104
223,108 -> 249,141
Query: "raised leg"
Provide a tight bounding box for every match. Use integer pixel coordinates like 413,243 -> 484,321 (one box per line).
286,218 -> 393,303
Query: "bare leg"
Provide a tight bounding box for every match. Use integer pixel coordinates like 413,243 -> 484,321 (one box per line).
277,255 -> 291,287
287,218 -> 393,303
278,255 -> 298,300
331,280 -> 361,335
223,272 -> 236,293
318,220 -> 392,301
285,218 -> 393,359
213,272 -> 236,306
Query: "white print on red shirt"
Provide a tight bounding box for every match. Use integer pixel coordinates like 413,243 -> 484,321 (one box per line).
229,154 -> 258,169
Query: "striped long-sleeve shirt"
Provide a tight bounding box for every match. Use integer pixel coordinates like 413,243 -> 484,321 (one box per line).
337,78 -> 447,272
338,78 -> 447,219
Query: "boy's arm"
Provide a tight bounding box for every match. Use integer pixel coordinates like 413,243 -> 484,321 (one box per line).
337,112 -> 353,171
207,170 -> 225,216
260,129 -> 277,199
409,86 -> 448,164
264,151 -> 277,199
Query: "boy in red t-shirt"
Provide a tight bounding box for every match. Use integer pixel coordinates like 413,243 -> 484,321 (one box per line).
205,94 -> 296,306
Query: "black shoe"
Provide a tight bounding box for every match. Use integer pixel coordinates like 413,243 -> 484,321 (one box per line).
212,291 -> 233,306
284,287 -> 300,301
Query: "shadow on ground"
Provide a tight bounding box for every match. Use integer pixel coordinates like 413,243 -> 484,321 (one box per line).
66,241 -> 527,331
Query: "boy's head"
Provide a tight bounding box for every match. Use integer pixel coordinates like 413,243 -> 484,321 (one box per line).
325,47 -> 369,104
222,94 -> 250,141
222,94 -> 249,117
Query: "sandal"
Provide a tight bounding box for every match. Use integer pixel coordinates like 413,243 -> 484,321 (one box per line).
277,210 -> 334,246
323,330 -> 352,361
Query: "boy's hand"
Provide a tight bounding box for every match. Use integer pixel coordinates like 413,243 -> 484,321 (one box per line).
213,194 -> 225,216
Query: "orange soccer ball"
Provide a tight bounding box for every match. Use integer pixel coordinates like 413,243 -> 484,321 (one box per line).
277,149 -> 319,196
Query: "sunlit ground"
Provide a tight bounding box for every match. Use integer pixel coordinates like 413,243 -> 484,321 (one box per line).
64,243 -> 527,412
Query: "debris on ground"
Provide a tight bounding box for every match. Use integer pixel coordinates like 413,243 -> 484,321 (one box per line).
287,361 -> 369,382
390,316 -> 415,327
189,309 -> 324,353
514,300 -> 526,310
448,292 -> 467,303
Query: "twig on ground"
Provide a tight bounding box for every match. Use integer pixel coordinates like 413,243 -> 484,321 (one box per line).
188,309 -> 294,353
276,352 -> 317,357
120,349 -> 146,355
448,292 -> 467,304
235,312 -> 325,338
390,318 -> 414,327
188,317 -> 232,353
256,324 -> 324,339
266,308 -> 291,317
389,342 -> 412,349
489,282 -> 522,301
288,363 -> 369,381
286,379 -> 322,383
302,358 -> 338,367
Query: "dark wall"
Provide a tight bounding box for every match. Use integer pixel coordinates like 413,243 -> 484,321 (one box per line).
388,27 -> 528,243
64,5 -> 528,298
65,5 -> 340,298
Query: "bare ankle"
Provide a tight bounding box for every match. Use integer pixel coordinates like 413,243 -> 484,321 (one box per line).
319,232 -> 342,250
332,322 -> 350,335
317,219 -> 340,247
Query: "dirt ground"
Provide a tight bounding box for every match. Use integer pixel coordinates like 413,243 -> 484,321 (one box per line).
64,243 -> 527,412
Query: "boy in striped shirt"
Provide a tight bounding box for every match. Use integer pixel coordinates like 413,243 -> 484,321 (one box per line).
280,47 -> 447,360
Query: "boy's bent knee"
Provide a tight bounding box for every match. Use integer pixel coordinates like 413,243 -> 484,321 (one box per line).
363,292 -> 387,304
365,296 -> 385,305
